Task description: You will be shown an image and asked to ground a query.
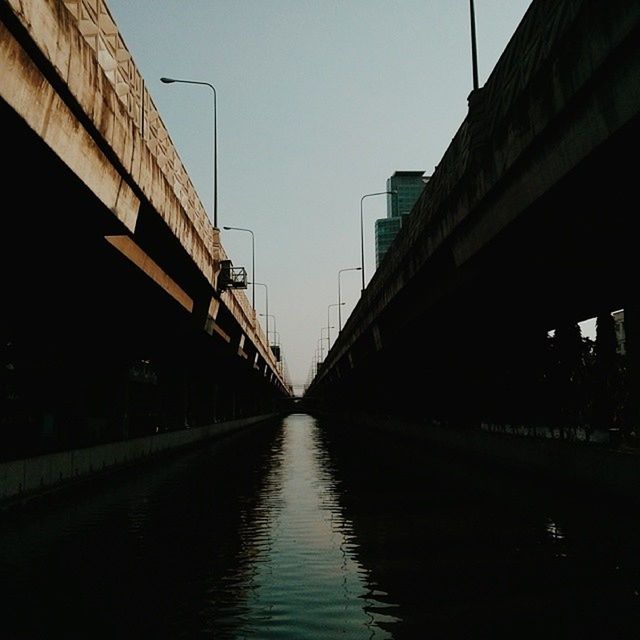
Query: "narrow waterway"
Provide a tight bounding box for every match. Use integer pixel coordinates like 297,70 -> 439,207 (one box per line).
1,413 -> 639,638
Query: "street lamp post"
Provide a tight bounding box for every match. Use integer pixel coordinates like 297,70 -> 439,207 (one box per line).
160,76 -> 218,228
338,267 -> 361,331
360,191 -> 397,291
469,0 -> 479,91
260,313 -> 276,343
250,281 -> 268,342
320,326 -> 333,358
327,303 -> 344,348
223,226 -> 255,309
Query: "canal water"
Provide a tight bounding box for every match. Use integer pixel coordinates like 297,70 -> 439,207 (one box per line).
1,413 -> 639,639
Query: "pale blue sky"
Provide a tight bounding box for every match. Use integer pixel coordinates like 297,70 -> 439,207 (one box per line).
106,0 -> 536,393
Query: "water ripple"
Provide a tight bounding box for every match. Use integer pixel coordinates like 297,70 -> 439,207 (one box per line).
2,414 -> 640,637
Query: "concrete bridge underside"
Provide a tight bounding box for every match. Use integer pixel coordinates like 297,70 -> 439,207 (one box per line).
2,96 -> 287,459
310,115 -> 638,418
0,0 -> 289,464
307,0 -> 640,430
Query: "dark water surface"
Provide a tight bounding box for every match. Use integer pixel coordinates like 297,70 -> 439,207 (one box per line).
1,413 -> 639,639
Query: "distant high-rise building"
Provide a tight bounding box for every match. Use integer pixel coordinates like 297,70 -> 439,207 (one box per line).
375,171 -> 429,267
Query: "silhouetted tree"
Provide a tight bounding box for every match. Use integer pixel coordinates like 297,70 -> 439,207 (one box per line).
551,321 -> 587,437
518,328 -> 554,429
591,312 -> 618,433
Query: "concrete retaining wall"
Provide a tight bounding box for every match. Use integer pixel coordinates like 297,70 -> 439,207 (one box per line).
322,412 -> 640,501
0,414 -> 280,507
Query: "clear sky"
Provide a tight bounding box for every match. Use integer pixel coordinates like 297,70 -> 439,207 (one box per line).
106,0 -> 535,395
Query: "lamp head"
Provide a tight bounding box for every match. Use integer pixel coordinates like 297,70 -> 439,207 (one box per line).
160,77 -> 175,84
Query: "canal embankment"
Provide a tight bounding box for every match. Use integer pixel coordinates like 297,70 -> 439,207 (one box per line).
0,413 -> 283,509
311,410 -> 640,502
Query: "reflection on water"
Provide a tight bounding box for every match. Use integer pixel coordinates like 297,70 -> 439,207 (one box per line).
231,414 -> 396,639
316,417 -> 640,639
1,413 -> 640,638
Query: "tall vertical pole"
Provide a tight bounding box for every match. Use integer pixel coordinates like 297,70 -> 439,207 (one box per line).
469,0 -> 479,91
338,273 -> 342,331
360,191 -> 395,292
338,267 -> 362,332
360,197 -> 366,291
160,77 -> 218,227
327,303 -> 344,348
212,83 -> 217,228
251,233 -> 255,310
224,226 -> 255,309
252,282 -> 269,345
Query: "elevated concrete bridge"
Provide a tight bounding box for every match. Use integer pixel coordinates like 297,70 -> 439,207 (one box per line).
306,0 -> 640,433
2,0 -> 639,505
0,0 -> 290,473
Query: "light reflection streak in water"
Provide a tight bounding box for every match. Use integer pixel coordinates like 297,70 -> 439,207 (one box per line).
230,414 -> 398,639
1,413 -> 640,638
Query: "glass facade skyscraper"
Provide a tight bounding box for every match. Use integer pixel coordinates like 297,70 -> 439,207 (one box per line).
375,171 -> 428,267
